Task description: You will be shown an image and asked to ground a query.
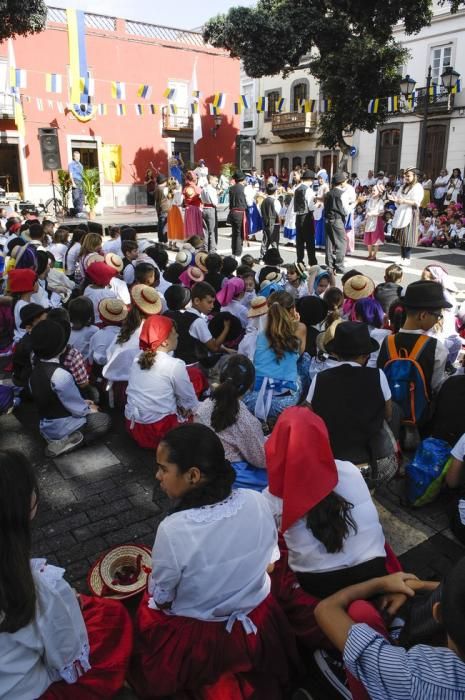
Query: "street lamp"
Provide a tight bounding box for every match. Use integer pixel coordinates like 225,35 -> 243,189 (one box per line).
399,74 -> 416,98
210,114 -> 223,137
441,65 -> 461,91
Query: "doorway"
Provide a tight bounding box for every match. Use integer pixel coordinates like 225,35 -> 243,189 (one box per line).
262,157 -> 276,177
321,154 -> 339,177
0,141 -> 22,194
377,128 -> 401,176
422,124 -> 447,179
173,141 -> 192,168
70,140 -> 99,169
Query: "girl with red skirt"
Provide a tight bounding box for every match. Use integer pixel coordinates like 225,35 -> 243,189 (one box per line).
129,423 -> 298,699
0,449 -> 132,700
183,171 -> 204,238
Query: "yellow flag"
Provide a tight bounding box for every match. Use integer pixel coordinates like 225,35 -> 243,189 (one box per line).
102,144 -> 122,183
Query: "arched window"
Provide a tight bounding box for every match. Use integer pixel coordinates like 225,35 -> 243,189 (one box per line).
292,81 -> 308,112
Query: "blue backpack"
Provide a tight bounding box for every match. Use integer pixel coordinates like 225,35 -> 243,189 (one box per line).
383,334 -> 431,425
406,437 -> 451,506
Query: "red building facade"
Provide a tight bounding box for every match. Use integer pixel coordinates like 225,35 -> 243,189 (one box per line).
0,7 -> 240,207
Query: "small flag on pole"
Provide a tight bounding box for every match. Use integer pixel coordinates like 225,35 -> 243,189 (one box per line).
111,81 -> 126,100
239,94 -> 249,109
137,84 -> 152,99
190,101 -> 199,114
192,89 -> 201,99
209,104 -> 219,115
163,87 -> 176,100
212,92 -> 225,108
452,79 -> 462,94
256,96 -> 267,113
56,101 -> 64,113
45,73 -> 62,94
149,104 -> 157,114
135,104 -> 144,116
233,102 -> 242,115
367,98 -> 379,114
116,103 -> 126,116
10,67 -> 27,89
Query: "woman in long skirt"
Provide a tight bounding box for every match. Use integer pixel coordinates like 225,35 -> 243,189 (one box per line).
183,171 -> 204,238
389,167 -> 424,266
283,193 -> 296,246
167,177 -> 185,248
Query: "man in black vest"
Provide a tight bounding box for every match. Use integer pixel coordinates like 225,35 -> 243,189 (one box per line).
324,171 -> 349,274
259,182 -> 281,260
228,170 -> 248,259
293,169 -> 317,266
308,322 -> 393,467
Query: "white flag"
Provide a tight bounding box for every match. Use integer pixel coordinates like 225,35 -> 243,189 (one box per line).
190,60 -> 202,145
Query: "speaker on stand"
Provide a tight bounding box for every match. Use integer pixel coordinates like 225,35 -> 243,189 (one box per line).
38,128 -> 62,218
239,138 -> 254,172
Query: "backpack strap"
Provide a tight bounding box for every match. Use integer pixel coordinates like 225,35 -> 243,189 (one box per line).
408,334 -> 430,361
386,333 -> 399,360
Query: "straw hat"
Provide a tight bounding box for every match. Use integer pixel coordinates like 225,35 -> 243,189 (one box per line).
131,285 -> 162,315
248,295 -> 268,318
260,270 -> 282,290
87,544 -> 152,599
187,266 -> 205,284
316,318 -> 343,354
194,251 -> 208,272
104,252 -> 124,272
84,252 -> 105,269
98,298 -> 128,324
176,250 -> 193,267
343,274 -> 375,301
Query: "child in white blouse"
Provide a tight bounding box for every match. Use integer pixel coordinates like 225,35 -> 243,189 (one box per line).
0,449 -> 132,700
68,296 -> 98,361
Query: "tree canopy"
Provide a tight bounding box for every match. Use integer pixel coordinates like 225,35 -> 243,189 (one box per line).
0,0 -> 47,42
203,0 -> 460,149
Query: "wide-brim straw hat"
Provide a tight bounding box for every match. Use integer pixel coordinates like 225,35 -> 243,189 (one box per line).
98,297 -> 128,324
343,274 -> 375,301
194,251 -> 208,272
316,318 -> 343,354
248,295 -> 268,318
187,266 -> 205,284
84,253 -> 105,269
176,250 -> 193,267
87,544 -> 152,599
131,284 -> 162,315
105,252 -> 124,272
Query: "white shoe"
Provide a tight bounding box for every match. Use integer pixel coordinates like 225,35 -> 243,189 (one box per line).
400,258 -> 411,266
45,431 -> 84,457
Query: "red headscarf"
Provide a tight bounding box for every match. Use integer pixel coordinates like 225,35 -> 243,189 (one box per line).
265,407 -> 338,532
139,315 -> 173,352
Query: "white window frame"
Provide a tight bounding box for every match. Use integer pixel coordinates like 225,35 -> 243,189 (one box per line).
241,80 -> 256,134
429,42 -> 454,84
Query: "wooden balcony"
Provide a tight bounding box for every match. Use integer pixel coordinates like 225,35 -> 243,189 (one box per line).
271,111 -> 317,139
161,106 -> 193,137
414,87 -> 454,115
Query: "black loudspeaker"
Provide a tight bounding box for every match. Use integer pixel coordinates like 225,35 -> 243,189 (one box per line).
239,138 -> 254,171
38,127 -> 62,171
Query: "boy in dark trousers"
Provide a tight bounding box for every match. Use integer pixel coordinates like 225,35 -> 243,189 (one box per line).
324,172 -> 349,274
259,183 -> 281,260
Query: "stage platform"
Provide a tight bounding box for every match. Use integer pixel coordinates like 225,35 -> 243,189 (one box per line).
61,205 -> 159,237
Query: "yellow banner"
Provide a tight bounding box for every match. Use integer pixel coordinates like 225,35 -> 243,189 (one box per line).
102,144 -> 122,183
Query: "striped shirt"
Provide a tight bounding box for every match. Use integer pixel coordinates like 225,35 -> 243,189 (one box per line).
344,623 -> 465,699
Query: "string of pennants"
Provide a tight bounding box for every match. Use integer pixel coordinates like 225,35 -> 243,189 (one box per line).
367,81 -> 462,114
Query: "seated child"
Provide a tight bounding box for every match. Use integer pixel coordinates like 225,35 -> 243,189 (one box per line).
88,298 -> 128,367
216,277 -> 248,329
238,295 -> 268,361
121,240 -> 139,285
29,320 -> 111,457
12,303 -> 47,388
285,262 -> 312,300
189,281 -> 232,354
374,263 -> 403,313
9,269 -> 39,343
68,296 -> 98,362
83,261 -> 117,323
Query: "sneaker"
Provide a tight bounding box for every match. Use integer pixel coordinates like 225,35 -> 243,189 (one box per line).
45,431 -> 84,458
313,649 -> 352,699
76,212 -> 88,219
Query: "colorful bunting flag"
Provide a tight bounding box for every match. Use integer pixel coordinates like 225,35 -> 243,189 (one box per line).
428,84 -> 438,97
239,94 -> 249,109
116,103 -> 126,116
190,101 -> 199,114
79,74 -> 94,97
9,67 -> 27,89
319,98 -> 332,113
111,81 -> 126,100
45,73 -> 62,94
137,84 -> 152,99
149,104 -> 157,114
209,104 -> 220,115
97,103 -> 107,116
387,95 -> 399,112
47,99 -> 54,109
192,90 -> 201,99
367,98 -> 379,114
452,79 -> 462,94
256,96 -> 267,113
135,104 -> 144,116
276,97 -> 285,113
212,92 -> 225,108
163,88 -> 176,100
36,98 -> 44,111
406,92 -> 415,109
56,101 -> 64,113
233,102 -> 242,115
169,103 -> 178,115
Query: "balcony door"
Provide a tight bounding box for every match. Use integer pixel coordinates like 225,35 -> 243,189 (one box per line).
423,124 -> 447,179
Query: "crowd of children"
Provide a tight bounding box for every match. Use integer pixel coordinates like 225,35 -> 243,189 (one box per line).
2,207 -> 465,699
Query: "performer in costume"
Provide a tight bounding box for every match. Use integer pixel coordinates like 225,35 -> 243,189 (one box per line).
166,177 -> 185,249
183,171 -> 204,238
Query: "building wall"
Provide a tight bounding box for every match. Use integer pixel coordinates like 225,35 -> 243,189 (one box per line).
0,10 -> 240,205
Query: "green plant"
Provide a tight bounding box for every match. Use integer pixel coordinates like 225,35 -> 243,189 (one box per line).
81,168 -> 101,211
57,169 -> 72,211
220,162 -> 235,178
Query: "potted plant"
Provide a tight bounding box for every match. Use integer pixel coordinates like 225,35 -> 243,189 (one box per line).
57,169 -> 72,216
81,167 -> 101,219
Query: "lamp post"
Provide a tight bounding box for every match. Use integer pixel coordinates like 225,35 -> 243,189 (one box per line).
400,64 -> 460,175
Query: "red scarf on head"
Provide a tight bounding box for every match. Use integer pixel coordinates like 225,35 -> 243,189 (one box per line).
139,315 -> 173,352
265,406 -> 338,532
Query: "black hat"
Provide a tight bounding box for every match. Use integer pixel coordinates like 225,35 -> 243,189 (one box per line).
30,320 -> 68,360
263,248 -> 283,266
19,303 -> 46,329
403,280 -> 453,310
326,321 -> 379,356
208,312 -> 243,345
302,169 -> 315,180
333,171 -> 347,185
234,170 -> 246,182
296,296 -> 328,326
156,173 -> 167,185
164,284 -> 191,311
